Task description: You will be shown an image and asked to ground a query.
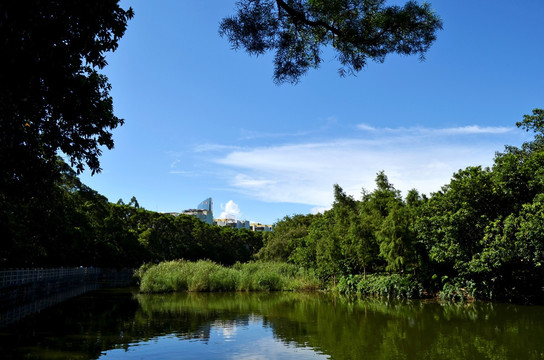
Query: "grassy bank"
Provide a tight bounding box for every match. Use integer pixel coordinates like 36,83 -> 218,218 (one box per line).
136,260 -> 321,293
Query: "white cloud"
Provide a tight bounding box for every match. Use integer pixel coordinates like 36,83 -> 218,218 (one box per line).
169,170 -> 193,175
429,125 -> 513,135
220,200 -> 242,220
203,124 -> 528,210
357,123 -> 377,131
233,174 -> 277,188
372,125 -> 514,136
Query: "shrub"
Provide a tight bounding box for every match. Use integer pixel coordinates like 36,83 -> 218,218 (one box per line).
337,273 -> 423,299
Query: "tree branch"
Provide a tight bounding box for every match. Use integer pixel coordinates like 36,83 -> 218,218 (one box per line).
275,0 -> 341,36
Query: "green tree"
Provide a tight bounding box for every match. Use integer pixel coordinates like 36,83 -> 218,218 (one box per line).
516,108 -> 544,137
417,166 -> 500,276
377,205 -> 415,272
331,184 -> 359,273
0,1 -> 133,267
413,110 -> 544,301
315,211 -> 343,283
220,0 -> 442,83
358,172 -> 405,273
289,214 -> 321,270
353,205 -> 379,278
0,1 -> 133,200
462,110 -> 544,300
257,214 -> 315,261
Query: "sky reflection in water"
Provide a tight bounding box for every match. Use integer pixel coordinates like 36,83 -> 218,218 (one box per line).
98,316 -> 328,360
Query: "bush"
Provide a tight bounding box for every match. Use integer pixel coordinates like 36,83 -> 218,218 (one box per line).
337,273 -> 423,299
439,277 -> 476,301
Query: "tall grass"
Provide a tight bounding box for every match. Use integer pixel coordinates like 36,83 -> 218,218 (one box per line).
137,260 -> 321,293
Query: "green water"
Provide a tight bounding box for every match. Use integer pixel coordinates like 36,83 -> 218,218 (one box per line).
1,288 -> 543,359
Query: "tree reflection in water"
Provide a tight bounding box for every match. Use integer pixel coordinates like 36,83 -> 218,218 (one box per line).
1,289 -> 543,359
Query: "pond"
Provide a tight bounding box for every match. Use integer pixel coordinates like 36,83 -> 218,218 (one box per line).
1,288 -> 543,359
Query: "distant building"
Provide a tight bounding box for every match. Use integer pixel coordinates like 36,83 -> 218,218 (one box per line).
250,223 -> 273,232
214,218 -> 250,230
171,197 -> 271,230
165,212 -> 181,217
181,197 -> 214,225
197,198 -> 213,212
182,209 -> 213,225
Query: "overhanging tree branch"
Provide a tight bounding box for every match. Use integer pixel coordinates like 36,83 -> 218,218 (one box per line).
220,0 -> 443,84
275,0 -> 342,36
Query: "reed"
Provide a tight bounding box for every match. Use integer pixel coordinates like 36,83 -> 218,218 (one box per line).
137,260 -> 320,293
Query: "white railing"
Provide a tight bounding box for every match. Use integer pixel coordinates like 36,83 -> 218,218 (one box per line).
0,267 -> 135,327
0,267 -> 104,288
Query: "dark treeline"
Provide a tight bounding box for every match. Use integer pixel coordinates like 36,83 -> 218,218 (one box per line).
0,159 -> 264,268
257,109 -> 544,303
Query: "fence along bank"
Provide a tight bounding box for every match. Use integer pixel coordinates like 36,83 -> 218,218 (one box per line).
0,267 -> 134,327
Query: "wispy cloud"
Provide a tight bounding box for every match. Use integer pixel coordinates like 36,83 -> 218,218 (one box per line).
423,125 -> 513,135
233,174 -> 277,188
199,124 -> 528,209
239,128 -> 315,140
194,144 -> 243,153
357,123 -> 377,131
358,124 -> 515,136
170,159 -> 181,168
169,170 -> 194,175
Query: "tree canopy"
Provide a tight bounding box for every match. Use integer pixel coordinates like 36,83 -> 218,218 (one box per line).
0,0 -> 134,201
219,0 -> 442,83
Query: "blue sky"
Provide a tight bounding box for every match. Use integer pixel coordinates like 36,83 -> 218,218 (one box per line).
79,0 -> 544,224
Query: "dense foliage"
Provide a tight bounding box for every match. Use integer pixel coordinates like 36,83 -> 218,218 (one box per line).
0,1 -> 136,267
0,159 -> 264,268
220,0 -> 442,83
0,1 -> 133,199
258,110 -> 544,303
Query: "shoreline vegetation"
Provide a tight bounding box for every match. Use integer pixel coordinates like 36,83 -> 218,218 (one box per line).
136,260 -> 321,293
135,260 -> 532,303
136,260 -> 452,300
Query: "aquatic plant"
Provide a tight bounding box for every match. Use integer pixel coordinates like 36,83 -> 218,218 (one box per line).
137,260 -> 320,293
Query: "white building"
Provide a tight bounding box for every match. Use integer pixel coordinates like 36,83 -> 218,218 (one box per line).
214,218 -> 250,230
250,223 -> 273,232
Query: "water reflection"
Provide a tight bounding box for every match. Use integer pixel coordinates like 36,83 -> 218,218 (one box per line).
1,289 -> 543,360
99,316 -> 327,360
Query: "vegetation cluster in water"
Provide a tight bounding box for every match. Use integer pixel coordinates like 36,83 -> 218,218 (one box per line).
138,261 -> 439,300
137,260 -> 321,293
